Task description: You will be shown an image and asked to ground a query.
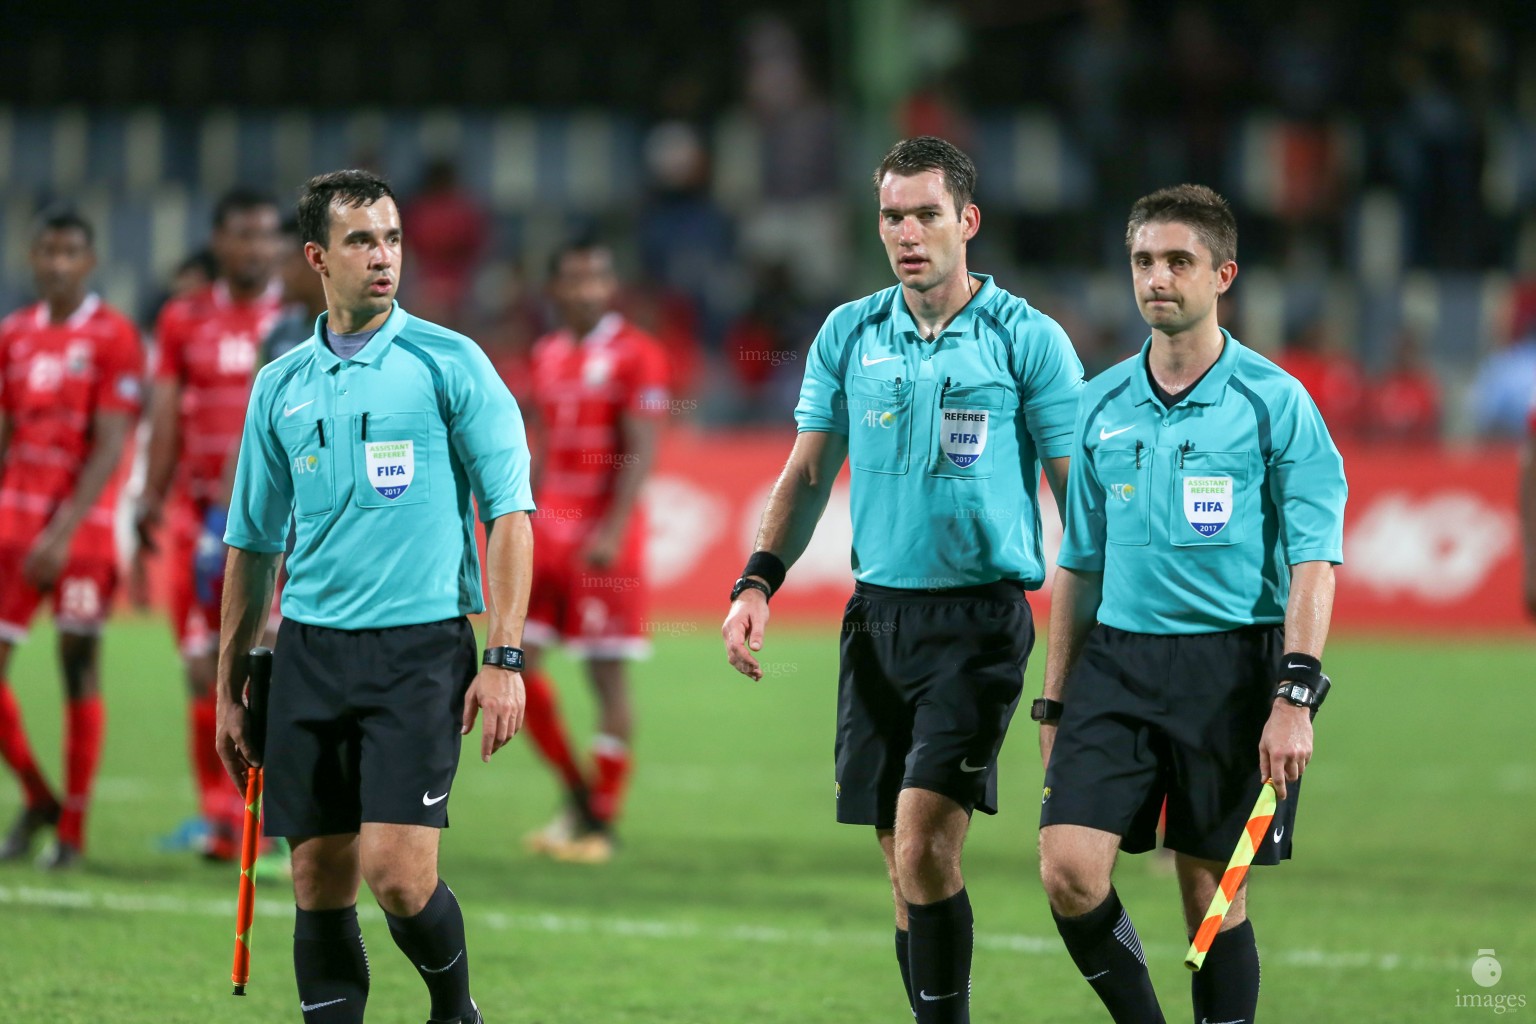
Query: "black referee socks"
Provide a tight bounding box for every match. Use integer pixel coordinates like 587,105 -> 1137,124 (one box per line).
906,887 -> 973,1023
1052,887 -> 1167,1024
385,880 -> 474,1023
895,928 -> 916,1016
1191,919 -> 1260,1024
293,904 -> 369,1023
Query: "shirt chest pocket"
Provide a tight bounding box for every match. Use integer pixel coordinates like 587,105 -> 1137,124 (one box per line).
1096,447 -> 1151,546
276,420 -> 336,519
1170,450 -> 1248,546
846,373 -> 914,475
351,412 -> 432,508
929,384 -> 1008,479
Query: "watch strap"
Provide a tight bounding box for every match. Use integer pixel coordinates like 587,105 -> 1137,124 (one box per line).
482,646 -> 525,671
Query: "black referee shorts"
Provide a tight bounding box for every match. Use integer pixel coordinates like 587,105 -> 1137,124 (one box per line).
835,580 -> 1034,829
1039,624 -> 1301,865
261,616 -> 478,839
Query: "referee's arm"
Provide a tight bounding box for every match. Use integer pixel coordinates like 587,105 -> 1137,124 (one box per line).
462,510 -> 533,761
723,430 -> 848,680
1261,561 -> 1334,799
215,547 -> 281,788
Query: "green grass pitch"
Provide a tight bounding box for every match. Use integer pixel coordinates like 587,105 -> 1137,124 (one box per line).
0,616 -> 1532,1022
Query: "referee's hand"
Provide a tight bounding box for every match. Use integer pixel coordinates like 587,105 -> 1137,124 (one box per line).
215,702 -> 257,793
1259,701 -> 1313,801
722,590 -> 770,681
462,667 -> 526,762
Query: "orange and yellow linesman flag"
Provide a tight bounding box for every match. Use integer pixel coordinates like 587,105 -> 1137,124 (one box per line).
1185,779 -> 1278,972
231,647 -> 272,996
231,766 -> 263,995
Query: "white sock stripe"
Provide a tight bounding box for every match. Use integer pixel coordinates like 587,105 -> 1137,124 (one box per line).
1112,910 -> 1147,966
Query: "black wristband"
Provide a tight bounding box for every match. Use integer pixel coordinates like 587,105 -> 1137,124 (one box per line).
742,550 -> 787,597
1277,652 -> 1323,690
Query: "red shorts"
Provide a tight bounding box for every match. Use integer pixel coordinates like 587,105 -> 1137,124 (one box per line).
0,545 -> 119,641
525,533 -> 649,660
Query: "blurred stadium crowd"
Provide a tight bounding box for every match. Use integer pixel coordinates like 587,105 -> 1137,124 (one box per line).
2,0 -> 1535,436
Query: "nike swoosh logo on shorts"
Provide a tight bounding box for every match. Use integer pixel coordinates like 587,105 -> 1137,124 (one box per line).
919,990 -> 960,1001
959,758 -> 988,773
861,354 -> 900,366
422,791 -> 448,806
301,997 -> 346,1011
1099,424 -> 1134,440
283,399 -> 316,417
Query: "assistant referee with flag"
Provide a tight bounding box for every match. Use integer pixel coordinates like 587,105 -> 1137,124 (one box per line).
215,169 -> 535,1024
1037,185 -> 1347,1024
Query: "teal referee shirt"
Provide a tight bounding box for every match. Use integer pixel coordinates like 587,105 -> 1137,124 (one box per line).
1056,330 -> 1346,634
794,274 -> 1083,589
225,305 -> 535,630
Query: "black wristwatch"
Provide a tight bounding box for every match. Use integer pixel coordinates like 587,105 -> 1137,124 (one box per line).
1274,674 -> 1330,712
730,576 -> 773,603
482,646 -> 525,672
1030,698 -> 1065,723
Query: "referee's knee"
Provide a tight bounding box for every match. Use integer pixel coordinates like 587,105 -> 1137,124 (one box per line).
1038,842 -> 1111,917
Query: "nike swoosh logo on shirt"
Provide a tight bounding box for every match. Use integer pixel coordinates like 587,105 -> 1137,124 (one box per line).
1098,425 -> 1134,440
861,354 -> 900,366
422,791 -> 448,806
283,399 -> 316,417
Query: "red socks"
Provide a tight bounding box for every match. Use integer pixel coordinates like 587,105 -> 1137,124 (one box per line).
56,696 -> 104,849
520,670 -> 587,792
590,734 -> 631,826
189,693 -> 241,832
0,679 -> 57,810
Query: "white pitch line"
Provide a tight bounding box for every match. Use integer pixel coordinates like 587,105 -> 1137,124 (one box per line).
0,884 -> 1461,974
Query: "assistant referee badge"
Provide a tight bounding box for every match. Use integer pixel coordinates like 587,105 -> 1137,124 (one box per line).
1182,475 -> 1233,537
365,439 -> 415,500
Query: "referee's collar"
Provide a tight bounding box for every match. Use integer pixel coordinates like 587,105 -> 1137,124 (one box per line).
890,273 -> 996,339
1130,328 -> 1242,407
311,303 -> 407,371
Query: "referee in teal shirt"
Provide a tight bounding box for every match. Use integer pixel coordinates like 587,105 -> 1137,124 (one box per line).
214,170 -> 534,1024
722,138 -> 1083,1024
1037,185 -> 1346,1024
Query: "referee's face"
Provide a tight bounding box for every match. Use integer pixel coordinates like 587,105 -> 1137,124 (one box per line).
1129,221 -> 1236,336
877,170 -> 978,294
310,197 -> 402,322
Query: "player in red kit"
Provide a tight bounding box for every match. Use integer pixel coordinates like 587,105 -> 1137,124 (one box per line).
135,188 -> 282,860
520,238 -> 668,863
0,211 -> 142,869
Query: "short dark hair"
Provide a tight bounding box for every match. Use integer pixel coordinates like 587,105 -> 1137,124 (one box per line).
296,170 -> 396,248
547,229 -> 611,279
33,207 -> 94,247
213,186 -> 279,229
872,136 -> 977,216
1125,184 -> 1237,267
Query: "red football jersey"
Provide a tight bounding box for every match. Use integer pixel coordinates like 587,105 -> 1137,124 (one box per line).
0,294 -> 143,548
529,314 -> 669,517
152,281 -> 282,507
